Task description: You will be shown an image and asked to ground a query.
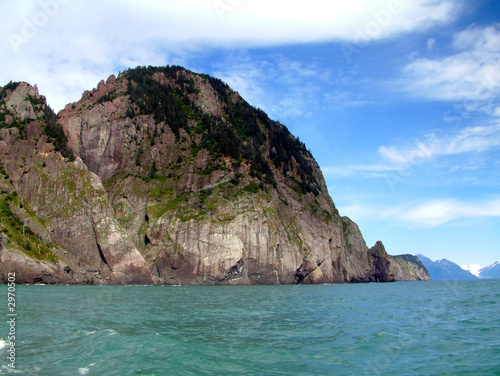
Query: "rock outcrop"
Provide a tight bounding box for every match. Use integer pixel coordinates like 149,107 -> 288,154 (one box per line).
0,69 -> 430,284
0,81 -> 152,284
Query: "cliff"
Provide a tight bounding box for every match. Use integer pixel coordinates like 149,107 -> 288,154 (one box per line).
0,68 -> 430,284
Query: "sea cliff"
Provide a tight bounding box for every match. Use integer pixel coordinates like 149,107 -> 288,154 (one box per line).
0,67 -> 430,284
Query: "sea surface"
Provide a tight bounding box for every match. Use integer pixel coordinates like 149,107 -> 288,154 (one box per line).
1,279 -> 499,375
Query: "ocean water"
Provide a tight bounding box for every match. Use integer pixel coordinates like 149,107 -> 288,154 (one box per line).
1,280 -> 499,375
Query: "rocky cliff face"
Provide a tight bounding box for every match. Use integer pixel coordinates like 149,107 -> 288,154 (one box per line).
0,68 -> 430,284
0,82 -> 152,284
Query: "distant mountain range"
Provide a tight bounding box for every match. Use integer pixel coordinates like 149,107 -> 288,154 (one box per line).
417,255 -> 500,280
416,255 -> 478,281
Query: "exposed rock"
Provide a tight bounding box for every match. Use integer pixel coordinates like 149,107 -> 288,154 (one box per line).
0,238 -> 72,285
389,254 -> 431,281
4,82 -> 39,121
0,82 -> 153,285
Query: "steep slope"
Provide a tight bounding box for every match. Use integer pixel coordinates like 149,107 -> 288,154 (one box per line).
56,66 -> 428,285
388,254 -> 430,281
0,82 -> 153,284
0,69 -> 429,284
417,255 -> 478,281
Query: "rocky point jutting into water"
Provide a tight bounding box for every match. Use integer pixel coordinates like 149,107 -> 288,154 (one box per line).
0,67 -> 430,284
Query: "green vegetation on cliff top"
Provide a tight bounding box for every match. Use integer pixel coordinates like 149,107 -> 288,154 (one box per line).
123,66 -> 320,195
0,82 -> 75,161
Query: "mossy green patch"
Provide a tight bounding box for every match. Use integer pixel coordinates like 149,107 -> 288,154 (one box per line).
149,195 -> 189,219
0,194 -> 59,263
341,218 -> 354,255
176,210 -> 208,223
21,201 -> 48,227
149,187 -> 175,200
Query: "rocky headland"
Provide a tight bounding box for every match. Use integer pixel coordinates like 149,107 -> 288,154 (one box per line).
0,67 -> 430,285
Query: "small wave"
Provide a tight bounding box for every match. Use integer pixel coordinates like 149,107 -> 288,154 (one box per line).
0,339 -> 7,349
105,329 -> 117,336
79,363 -> 96,375
1,365 -> 26,374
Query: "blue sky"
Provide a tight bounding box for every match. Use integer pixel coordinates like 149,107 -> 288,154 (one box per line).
1,0 -> 499,265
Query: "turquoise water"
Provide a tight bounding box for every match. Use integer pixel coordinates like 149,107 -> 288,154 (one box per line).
1,280 -> 499,375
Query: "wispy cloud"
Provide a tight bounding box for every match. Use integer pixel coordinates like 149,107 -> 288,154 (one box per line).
391,198 -> 500,227
403,24 -> 500,103
211,53 -> 325,119
426,38 -> 436,51
210,53 -> 270,110
324,122 -> 500,181
323,90 -> 375,109
379,123 -> 500,164
340,198 -> 500,228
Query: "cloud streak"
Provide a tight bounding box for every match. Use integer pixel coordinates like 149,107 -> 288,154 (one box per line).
340,198 -> 500,228
403,24 -> 500,102
323,122 -> 500,181
211,53 -> 327,120
393,198 -> 500,227
379,123 -> 500,164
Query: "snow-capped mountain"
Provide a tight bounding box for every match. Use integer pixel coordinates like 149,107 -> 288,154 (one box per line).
461,264 -> 484,278
461,261 -> 500,279
478,261 -> 500,279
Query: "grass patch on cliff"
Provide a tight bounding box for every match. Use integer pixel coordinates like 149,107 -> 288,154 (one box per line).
148,192 -> 210,223
149,194 -> 190,219
341,218 -> 354,255
149,186 -> 175,200
0,194 -> 59,263
176,209 -> 208,223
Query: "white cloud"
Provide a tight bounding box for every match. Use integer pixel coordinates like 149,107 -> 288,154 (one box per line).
0,0 -> 457,111
322,120 -> 500,184
340,198 -> 500,228
379,123 -> 500,164
190,0 -> 457,43
390,198 -> 500,227
403,24 -> 500,102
